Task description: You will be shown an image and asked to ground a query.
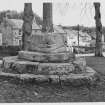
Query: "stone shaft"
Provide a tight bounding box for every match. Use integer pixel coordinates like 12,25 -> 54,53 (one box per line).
22,3 -> 34,50
42,2 -> 53,32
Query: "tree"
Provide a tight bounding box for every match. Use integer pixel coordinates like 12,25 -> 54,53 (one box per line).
0,10 -> 42,25
94,2 -> 103,57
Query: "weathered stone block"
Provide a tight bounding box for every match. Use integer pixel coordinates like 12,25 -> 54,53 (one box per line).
27,33 -> 68,53
2,56 -> 75,75
33,75 -> 49,82
2,56 -> 18,69
38,63 -> 75,75
18,51 -> 74,62
48,75 -> 59,83
73,57 -> 86,72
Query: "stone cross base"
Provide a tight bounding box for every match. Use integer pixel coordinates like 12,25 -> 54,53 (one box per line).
1,56 -> 98,86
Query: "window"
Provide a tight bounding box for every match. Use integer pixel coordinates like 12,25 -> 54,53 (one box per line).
19,40 -> 22,46
35,30 -> 37,32
19,29 -> 22,35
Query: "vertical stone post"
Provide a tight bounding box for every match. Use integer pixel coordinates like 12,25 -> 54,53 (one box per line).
42,2 -> 53,32
94,2 -> 103,56
22,3 -> 34,50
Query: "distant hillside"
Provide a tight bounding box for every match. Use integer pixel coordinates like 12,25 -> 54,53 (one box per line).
63,25 -> 95,33
63,25 -> 105,38
0,10 -> 43,25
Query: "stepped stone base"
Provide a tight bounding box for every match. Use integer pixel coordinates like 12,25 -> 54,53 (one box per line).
1,56 -> 98,86
18,51 -> 74,62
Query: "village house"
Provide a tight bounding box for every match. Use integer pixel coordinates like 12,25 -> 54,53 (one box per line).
0,17 -> 67,46
0,32 -> 2,45
89,32 -> 105,47
53,25 -> 66,34
0,17 -> 41,46
64,29 -> 92,47
88,32 -> 105,51
1,17 -> 93,48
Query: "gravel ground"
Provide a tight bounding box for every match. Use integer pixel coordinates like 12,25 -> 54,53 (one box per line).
0,56 -> 104,102
0,76 -> 104,102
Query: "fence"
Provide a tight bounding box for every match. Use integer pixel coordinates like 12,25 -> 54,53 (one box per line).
72,46 -> 95,54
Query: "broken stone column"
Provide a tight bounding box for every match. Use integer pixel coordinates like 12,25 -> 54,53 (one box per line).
42,2 -> 53,32
22,3 -> 34,50
94,2 -> 103,56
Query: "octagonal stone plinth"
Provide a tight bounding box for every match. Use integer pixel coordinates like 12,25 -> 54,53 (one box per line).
1,56 -> 98,86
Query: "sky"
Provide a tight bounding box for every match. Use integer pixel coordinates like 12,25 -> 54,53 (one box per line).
0,0 -> 105,27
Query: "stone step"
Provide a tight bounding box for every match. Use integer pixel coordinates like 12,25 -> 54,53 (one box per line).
0,67 -> 99,86
27,33 -> 68,53
2,56 -> 75,75
18,51 -> 75,62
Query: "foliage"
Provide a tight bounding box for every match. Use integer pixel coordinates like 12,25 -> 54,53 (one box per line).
0,10 -> 42,25
63,25 -> 105,38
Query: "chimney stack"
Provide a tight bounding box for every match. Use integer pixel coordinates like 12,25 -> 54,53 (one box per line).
42,2 -> 53,32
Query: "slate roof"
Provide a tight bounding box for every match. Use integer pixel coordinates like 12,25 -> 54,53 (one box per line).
7,19 -> 23,29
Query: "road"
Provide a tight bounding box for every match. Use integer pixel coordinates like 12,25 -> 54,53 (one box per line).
76,52 -> 105,57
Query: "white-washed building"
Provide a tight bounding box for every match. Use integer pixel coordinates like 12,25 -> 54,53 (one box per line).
0,18 -> 41,46
0,33 -> 2,45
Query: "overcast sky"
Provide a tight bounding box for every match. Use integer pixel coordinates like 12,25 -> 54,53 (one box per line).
0,0 -> 105,27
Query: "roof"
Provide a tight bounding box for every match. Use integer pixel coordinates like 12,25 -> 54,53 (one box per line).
38,25 -> 66,33
64,29 -> 91,38
89,32 -> 104,40
7,19 -> 23,29
64,29 -> 77,36
32,17 -> 41,30
4,18 -> 41,30
53,25 -> 66,34
64,29 -> 92,44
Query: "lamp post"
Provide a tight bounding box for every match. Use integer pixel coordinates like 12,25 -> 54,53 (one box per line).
78,24 -> 80,54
